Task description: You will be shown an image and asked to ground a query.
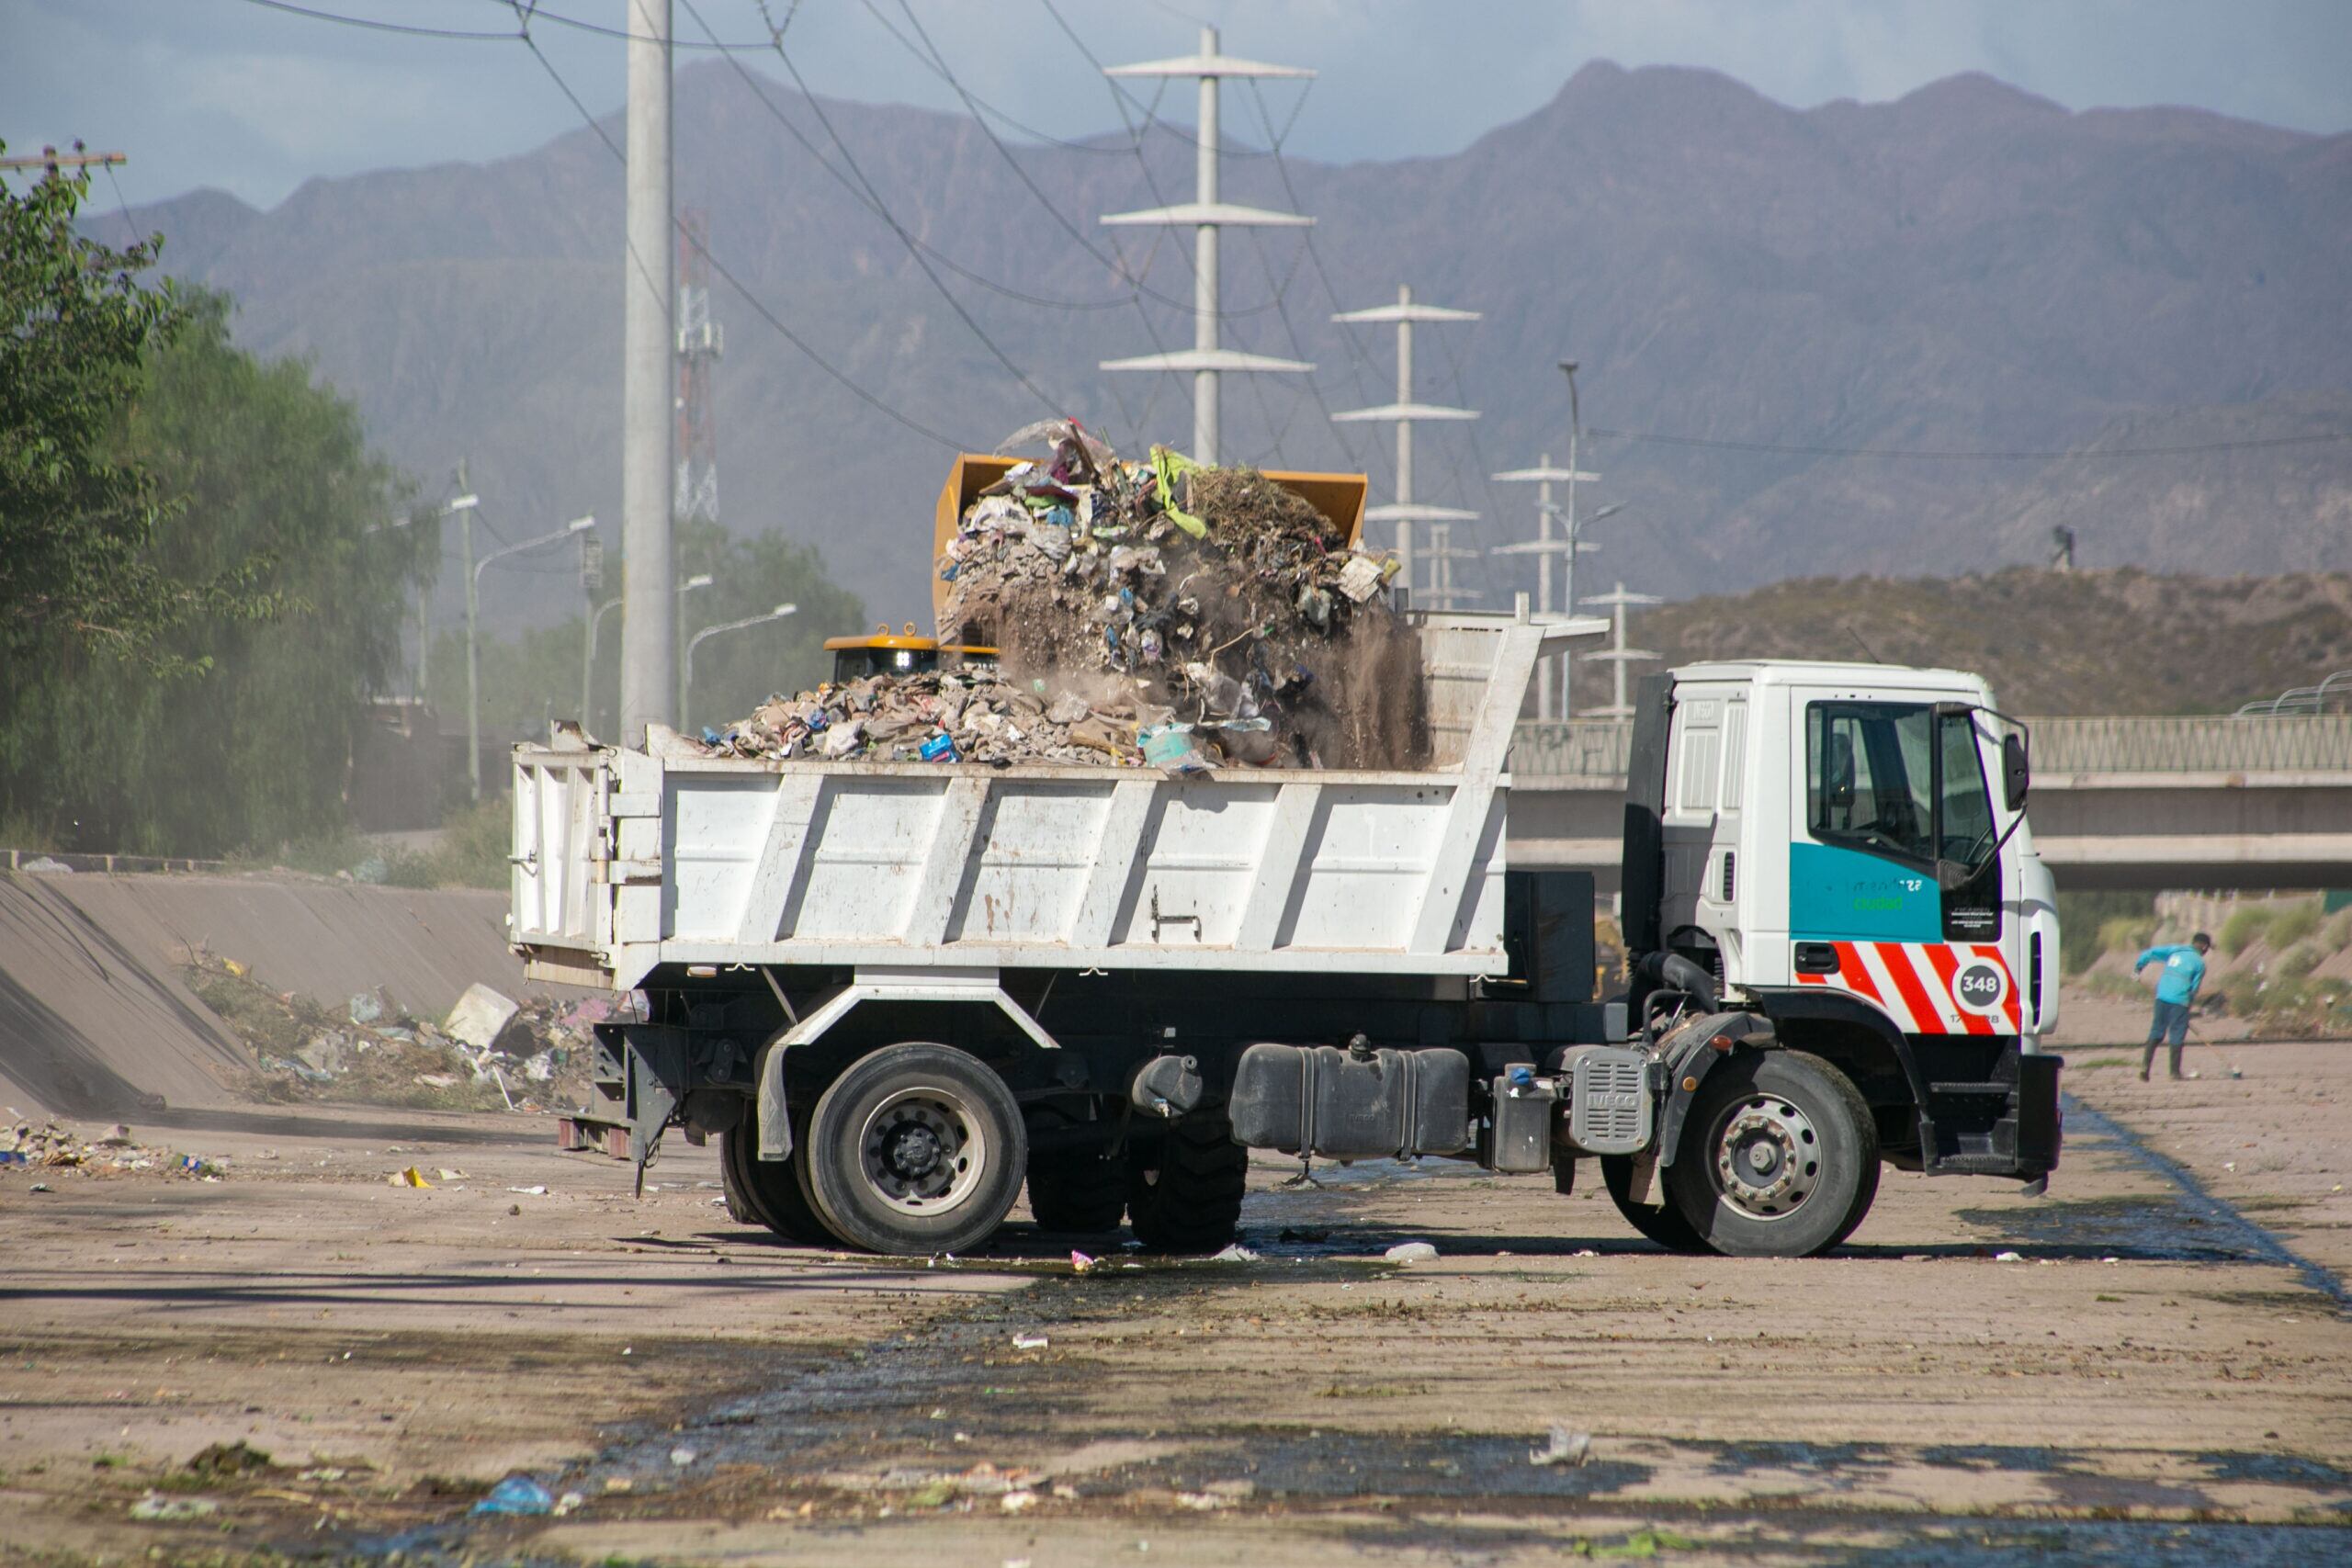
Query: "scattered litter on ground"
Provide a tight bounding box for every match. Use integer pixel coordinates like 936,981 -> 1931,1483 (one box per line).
552,1491 -> 585,1516
1069,1250 -> 1098,1273
388,1167 -> 431,1189
692,423 -> 1426,773
1209,1243 -> 1261,1262
129,1493 -> 218,1520
186,1441 -> 273,1481
670,1446 -> 699,1467
1530,1425 -> 1592,1467
472,1475 -> 555,1516
181,947 -> 596,1115
1384,1241 -> 1441,1262
1012,1333 -> 1050,1350
0,1120 -> 222,1183
508,1184 -> 548,1196
1994,1250 -> 2025,1262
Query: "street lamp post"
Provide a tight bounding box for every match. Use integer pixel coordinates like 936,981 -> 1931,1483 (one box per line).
684,604 -> 797,732
673,573 -> 715,722
368,491 -> 477,703
584,595 -> 623,735
469,514 -> 596,802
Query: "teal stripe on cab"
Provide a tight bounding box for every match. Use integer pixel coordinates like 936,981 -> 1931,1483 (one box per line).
1788,840 -> 1940,942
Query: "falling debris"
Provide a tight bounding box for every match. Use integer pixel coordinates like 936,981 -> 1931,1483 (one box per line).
1384,1241 -> 1441,1263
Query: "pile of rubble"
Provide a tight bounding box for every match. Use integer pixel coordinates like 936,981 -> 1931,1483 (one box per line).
0,1120 -> 220,1180
695,422 -> 1428,772
185,950 -> 598,1113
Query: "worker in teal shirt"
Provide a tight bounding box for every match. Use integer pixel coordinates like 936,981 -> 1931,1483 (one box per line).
2134,932 -> 2211,1081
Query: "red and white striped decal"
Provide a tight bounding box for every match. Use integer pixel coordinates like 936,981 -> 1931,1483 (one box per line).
1796,942 -> 2021,1035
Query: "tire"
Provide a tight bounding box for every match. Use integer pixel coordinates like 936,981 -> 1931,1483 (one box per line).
1026,1149 -> 1129,1234
1664,1050 -> 1879,1258
721,1100 -> 837,1248
1600,1154 -> 1709,1253
797,1043 -> 1026,1257
1125,1111 -> 1249,1254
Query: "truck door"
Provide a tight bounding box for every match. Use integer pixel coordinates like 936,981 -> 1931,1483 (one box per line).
1786,697 -> 2018,1038
1659,689 -> 1747,984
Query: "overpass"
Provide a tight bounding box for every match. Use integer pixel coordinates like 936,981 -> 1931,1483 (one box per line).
1507,715 -> 2352,893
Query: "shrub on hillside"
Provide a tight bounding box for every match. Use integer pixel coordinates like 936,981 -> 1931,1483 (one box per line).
2220,906 -> 2275,955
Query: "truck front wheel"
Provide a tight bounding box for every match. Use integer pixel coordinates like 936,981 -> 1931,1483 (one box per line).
1125,1111 -> 1248,1253
1665,1050 -> 1880,1258
799,1043 -> 1027,1257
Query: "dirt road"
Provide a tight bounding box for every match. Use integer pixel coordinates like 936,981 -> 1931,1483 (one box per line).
4,1043 -> 2347,1565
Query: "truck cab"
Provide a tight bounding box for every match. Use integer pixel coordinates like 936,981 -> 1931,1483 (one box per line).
1630,661 -> 2061,1181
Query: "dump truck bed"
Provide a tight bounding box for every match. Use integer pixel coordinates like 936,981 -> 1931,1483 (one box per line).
511,609 -> 1599,991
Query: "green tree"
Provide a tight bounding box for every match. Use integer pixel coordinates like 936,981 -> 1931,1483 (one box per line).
0,144 -> 273,671
0,291 -> 424,853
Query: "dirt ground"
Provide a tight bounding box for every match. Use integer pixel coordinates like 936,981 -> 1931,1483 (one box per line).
4,1036 -> 2348,1566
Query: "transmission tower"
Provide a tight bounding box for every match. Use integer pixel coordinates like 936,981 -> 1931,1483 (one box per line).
1331,284 -> 1479,603
1583,581 -> 1662,720
1098,26 -> 1314,464
674,205 -> 722,526
1421,522 -> 1483,611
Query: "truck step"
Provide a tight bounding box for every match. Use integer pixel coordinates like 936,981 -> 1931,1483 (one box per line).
1928,1081 -> 2014,1098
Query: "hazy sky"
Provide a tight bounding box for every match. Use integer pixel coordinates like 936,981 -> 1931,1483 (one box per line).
5,0 -> 2348,212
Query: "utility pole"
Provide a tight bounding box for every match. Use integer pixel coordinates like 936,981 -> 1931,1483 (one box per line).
1491,451 -> 1607,718
619,0 -> 676,744
1420,523 -> 1482,611
0,146 -> 126,175
1583,581 -> 1662,720
1331,285 -> 1478,601
1099,26 -> 1313,464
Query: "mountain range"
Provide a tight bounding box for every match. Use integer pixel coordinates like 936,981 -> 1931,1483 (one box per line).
116,55 -> 2352,632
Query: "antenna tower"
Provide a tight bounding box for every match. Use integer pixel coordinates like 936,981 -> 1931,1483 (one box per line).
675,205 -> 723,526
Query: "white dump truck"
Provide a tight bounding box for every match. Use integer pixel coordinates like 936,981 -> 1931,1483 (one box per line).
510,584 -> 2061,1259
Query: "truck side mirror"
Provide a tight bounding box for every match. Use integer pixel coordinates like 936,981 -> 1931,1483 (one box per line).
2002,732 -> 2030,812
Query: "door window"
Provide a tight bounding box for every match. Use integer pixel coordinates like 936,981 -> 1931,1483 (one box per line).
1806,702 -> 1935,868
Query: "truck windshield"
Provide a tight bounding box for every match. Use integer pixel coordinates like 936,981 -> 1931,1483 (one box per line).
1807,702 -> 1935,865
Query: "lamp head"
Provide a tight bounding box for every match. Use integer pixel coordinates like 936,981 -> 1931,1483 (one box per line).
446,494 -> 480,513
565,515 -> 595,534
774,603 -> 798,617
683,573 -> 715,591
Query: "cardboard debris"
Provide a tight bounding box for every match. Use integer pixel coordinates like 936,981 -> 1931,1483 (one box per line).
444,983 -> 521,1052
695,423 -> 1427,772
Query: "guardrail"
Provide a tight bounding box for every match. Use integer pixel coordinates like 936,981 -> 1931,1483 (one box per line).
1510,715 -> 2352,783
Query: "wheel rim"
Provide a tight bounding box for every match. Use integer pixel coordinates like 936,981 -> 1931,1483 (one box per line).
1711,1094 -> 1821,1220
858,1086 -> 988,1216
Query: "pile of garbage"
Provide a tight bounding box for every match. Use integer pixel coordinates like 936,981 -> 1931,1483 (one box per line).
696,421 -> 1428,772
184,949 -> 599,1113
0,1120 -> 220,1180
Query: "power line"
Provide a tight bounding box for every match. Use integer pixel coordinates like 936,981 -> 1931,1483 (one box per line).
513,19 -> 973,451
1588,425 -> 2352,460
239,0 -> 515,39
674,0 -> 1067,418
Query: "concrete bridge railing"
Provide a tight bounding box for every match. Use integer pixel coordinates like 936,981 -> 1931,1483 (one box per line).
1510,715 -> 2352,784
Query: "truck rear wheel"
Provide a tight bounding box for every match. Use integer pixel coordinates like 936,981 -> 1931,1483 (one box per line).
1600,1155 -> 1708,1253
1026,1149 -> 1128,1235
799,1043 -> 1026,1257
1666,1050 -> 1879,1258
720,1100 -> 835,1249
1125,1112 -> 1248,1254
